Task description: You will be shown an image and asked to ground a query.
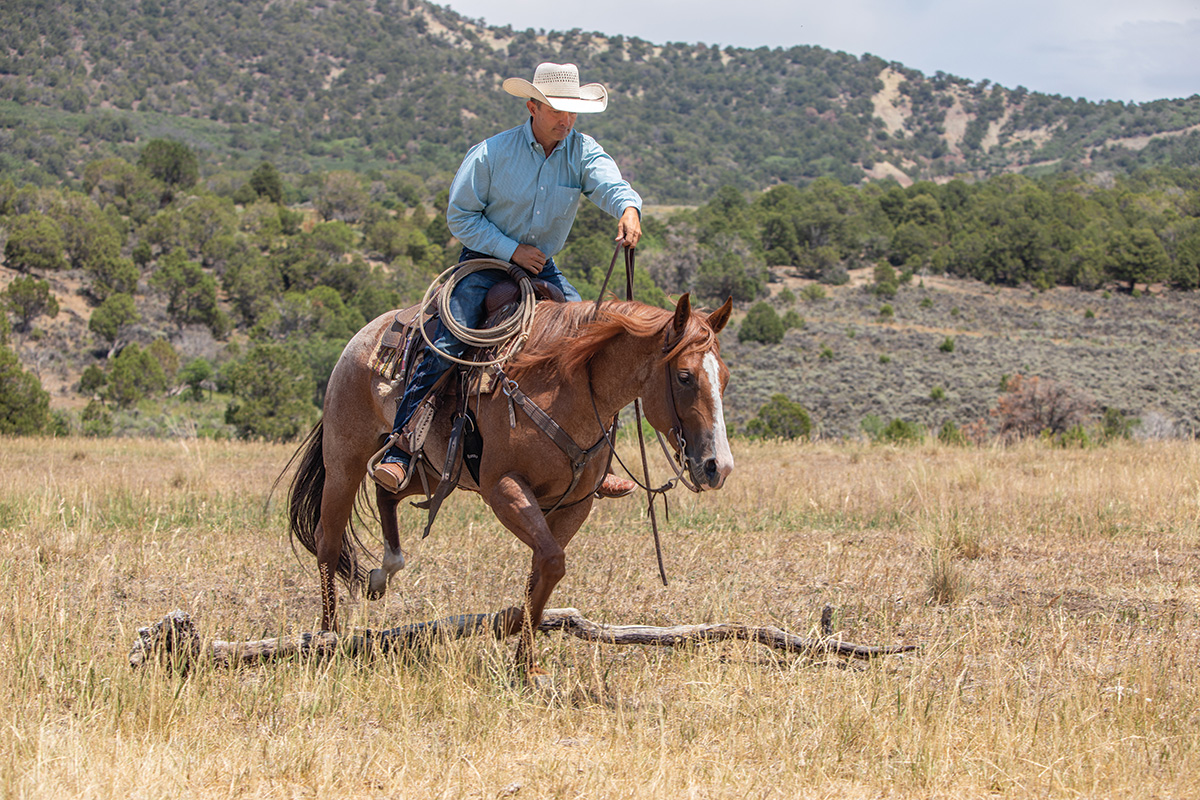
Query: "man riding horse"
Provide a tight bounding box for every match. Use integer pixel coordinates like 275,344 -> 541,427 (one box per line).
372,62 -> 643,497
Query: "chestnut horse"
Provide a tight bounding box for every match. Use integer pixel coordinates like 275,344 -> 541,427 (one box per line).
286,293 -> 734,671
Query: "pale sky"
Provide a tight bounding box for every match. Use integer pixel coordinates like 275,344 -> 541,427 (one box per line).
442,0 -> 1200,103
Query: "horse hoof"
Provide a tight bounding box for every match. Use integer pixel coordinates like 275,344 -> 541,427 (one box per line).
366,568 -> 387,600
525,667 -> 557,696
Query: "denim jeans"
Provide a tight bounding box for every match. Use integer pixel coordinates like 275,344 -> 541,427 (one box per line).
382,247 -> 580,465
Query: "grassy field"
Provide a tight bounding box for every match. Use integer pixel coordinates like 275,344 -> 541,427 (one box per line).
2,435 -> 1199,798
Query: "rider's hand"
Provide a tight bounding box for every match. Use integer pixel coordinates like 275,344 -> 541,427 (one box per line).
616,206 -> 642,249
511,244 -> 547,275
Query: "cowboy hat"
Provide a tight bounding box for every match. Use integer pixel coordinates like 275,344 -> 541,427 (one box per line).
502,62 -> 608,113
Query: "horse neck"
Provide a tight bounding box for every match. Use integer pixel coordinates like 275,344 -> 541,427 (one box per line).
585,327 -> 664,418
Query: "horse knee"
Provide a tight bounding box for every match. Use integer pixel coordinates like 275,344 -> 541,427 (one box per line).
538,551 -> 566,585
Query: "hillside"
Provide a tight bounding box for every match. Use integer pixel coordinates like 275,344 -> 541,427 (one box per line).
724,269 -> 1200,439
3,0 -> 1200,202
6,255 -> 1200,443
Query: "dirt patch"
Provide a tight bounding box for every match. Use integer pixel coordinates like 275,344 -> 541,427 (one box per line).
941,93 -> 970,154
862,160 -> 913,187
1095,122 -> 1200,153
870,68 -> 910,136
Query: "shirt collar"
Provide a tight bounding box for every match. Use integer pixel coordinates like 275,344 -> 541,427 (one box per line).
524,118 -> 575,156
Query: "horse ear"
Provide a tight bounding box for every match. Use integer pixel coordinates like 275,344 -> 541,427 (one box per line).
673,292 -> 691,335
707,297 -> 733,334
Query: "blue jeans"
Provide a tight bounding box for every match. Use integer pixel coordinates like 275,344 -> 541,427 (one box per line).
382,248 -> 580,465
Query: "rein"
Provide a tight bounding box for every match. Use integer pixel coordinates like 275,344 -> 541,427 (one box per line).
591,243 -> 701,586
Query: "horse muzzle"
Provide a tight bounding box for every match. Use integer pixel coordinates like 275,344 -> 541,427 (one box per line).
687,452 -> 734,491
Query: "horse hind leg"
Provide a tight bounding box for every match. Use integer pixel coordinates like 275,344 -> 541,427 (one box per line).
314,472 -> 362,631
367,485 -> 406,600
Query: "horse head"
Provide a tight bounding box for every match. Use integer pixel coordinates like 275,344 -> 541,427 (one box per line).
643,294 -> 735,491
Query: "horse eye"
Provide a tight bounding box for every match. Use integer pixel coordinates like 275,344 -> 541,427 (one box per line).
676,370 -> 692,385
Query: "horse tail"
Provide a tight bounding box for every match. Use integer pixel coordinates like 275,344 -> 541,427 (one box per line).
284,420 -> 367,589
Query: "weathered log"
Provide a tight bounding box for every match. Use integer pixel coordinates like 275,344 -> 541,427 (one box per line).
129,608 -> 915,670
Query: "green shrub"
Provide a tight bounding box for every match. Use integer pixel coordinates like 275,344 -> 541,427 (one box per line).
1052,425 -> 1093,449
2,275 -> 59,332
930,385 -> 946,401
1100,407 -> 1137,441
882,418 -> 924,444
864,415 -> 924,445
879,303 -> 894,319
744,394 -> 812,440
782,310 -> 805,330
4,213 -> 68,273
180,358 -> 214,402
107,343 -> 166,408
224,343 -> 318,442
939,336 -> 955,353
81,399 -> 113,437
799,284 -> 827,302
138,138 -> 199,189
79,365 -> 107,396
0,345 -> 50,435
937,420 -> 967,446
738,302 -> 785,345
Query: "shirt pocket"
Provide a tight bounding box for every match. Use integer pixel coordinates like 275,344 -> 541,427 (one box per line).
543,184 -> 582,223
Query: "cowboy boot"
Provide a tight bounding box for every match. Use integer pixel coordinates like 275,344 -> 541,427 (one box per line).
372,461 -> 407,493
596,472 -> 636,498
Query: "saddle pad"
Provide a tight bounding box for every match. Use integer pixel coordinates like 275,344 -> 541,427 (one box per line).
370,303 -> 433,381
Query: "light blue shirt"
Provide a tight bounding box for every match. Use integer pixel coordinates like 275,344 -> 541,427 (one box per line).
446,120 -> 642,263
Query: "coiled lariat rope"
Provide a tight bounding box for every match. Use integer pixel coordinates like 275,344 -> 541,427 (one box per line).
418,258 -> 537,368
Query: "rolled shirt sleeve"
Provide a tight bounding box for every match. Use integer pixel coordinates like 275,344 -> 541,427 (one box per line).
581,135 -> 641,220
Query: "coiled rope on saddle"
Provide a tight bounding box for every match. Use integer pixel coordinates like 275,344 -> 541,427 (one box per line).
419,258 -> 537,367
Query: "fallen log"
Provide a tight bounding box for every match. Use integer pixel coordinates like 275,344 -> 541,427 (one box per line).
129,608 -> 916,671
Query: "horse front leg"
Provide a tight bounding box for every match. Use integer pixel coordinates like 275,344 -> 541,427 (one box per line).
488,474 -> 591,675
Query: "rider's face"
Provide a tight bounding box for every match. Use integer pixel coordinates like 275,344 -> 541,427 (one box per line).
527,100 -> 576,149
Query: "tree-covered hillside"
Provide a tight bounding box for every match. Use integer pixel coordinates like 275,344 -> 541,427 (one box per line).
2,129 -> 1198,441
2,0 -> 1200,202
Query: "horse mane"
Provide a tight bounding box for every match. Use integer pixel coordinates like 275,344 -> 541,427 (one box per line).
506,299 -> 720,380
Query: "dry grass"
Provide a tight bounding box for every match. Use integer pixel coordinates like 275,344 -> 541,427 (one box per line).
2,436 -> 1200,798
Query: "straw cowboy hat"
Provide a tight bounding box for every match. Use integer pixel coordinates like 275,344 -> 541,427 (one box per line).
502,62 -> 608,113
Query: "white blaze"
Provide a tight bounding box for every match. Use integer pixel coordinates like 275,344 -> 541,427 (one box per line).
702,352 -> 735,477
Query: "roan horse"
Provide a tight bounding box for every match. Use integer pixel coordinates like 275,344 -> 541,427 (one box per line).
285,292 -> 734,671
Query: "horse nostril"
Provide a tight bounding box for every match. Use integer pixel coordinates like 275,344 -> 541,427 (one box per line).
704,458 -> 719,484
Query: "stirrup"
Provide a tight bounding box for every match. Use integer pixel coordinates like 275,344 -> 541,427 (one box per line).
367,432 -> 414,492
596,473 -> 636,499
